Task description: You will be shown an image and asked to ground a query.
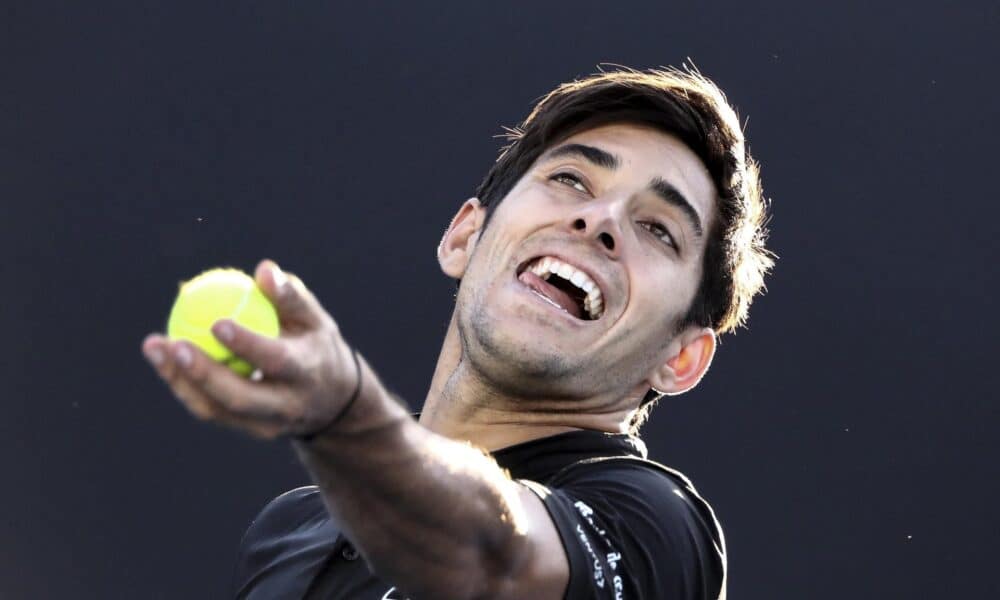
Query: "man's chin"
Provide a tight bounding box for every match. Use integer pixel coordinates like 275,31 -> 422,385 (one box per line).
467,322 -> 580,379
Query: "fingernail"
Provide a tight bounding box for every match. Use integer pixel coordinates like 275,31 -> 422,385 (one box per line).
175,343 -> 193,368
145,346 -> 164,366
272,264 -> 288,294
214,320 -> 234,343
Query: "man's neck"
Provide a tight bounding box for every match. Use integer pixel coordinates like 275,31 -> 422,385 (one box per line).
419,402 -> 585,452
418,314 -> 634,452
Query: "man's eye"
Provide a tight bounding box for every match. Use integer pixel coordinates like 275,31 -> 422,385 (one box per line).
640,221 -> 676,248
551,172 -> 588,194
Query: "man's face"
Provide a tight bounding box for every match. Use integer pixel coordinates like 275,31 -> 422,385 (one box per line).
455,122 -> 716,400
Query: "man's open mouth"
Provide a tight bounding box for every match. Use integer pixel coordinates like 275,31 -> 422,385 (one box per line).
516,256 -> 604,320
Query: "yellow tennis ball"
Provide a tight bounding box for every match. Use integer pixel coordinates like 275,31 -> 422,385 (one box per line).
167,268 -> 280,376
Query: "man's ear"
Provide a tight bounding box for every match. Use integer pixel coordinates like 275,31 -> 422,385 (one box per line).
437,198 -> 485,279
645,327 -> 717,396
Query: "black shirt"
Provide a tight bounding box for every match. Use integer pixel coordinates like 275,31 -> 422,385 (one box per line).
232,430 -> 726,599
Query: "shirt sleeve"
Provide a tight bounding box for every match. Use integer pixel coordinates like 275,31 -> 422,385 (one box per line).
231,486 -> 342,599
520,459 -> 725,600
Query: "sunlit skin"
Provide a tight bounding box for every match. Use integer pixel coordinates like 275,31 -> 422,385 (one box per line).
421,123 -> 719,449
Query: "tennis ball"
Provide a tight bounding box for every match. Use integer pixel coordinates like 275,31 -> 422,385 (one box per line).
167,268 -> 280,376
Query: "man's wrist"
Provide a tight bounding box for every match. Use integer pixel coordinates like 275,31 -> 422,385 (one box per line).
293,347 -> 364,443
292,350 -> 412,448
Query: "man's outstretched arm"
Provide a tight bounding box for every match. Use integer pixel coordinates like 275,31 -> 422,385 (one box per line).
141,260 -> 567,600
293,387 -> 567,599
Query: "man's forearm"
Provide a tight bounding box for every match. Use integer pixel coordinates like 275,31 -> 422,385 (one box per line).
291,354 -> 531,600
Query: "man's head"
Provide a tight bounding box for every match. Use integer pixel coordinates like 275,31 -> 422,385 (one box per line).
437,67 -> 772,429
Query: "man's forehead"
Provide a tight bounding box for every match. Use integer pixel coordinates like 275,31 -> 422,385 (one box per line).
548,123 -> 707,176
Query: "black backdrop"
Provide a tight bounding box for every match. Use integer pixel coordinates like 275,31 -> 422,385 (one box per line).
3,1 -> 998,598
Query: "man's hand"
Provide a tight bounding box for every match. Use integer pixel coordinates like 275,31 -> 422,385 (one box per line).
141,260 -> 360,440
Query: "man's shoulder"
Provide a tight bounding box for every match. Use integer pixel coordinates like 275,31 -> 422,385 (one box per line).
243,485 -> 326,538
530,453 -> 727,599
543,453 -> 727,556
232,486 -> 341,598
550,453 -> 710,505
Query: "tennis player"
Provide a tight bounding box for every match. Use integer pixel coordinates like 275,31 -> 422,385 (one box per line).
142,66 -> 772,600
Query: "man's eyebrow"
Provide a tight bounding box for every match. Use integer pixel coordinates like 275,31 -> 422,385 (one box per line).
542,143 -> 621,170
542,144 -> 703,238
649,177 -> 704,238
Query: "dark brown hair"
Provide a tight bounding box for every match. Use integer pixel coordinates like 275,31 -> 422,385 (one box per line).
472,66 -> 773,427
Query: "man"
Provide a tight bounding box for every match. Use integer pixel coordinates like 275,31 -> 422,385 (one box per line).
142,66 -> 772,599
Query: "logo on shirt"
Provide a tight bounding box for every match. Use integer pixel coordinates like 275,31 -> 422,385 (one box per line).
575,523 -> 605,588
573,500 -> 626,598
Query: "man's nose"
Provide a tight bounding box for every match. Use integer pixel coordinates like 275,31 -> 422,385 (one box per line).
567,198 -> 624,257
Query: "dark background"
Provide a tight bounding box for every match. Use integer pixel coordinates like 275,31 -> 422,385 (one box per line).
3,1 -> 997,598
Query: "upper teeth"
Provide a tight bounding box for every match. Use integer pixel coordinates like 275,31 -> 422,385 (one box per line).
526,257 -> 604,319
